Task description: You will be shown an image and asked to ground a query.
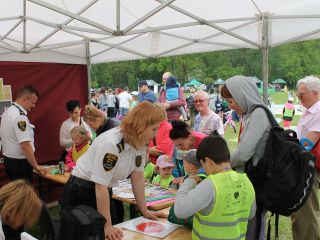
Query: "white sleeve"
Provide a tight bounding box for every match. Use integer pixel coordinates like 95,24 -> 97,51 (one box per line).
14,115 -> 31,143
59,121 -> 72,148
90,142 -> 120,187
134,150 -> 147,172
174,178 -> 215,218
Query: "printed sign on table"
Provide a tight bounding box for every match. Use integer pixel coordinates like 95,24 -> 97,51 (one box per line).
121,216 -> 179,238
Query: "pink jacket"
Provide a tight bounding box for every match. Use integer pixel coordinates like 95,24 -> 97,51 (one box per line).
65,142 -> 90,171
158,87 -> 186,121
148,121 -> 174,164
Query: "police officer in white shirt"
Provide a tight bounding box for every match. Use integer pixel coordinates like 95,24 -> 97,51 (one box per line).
0,86 -> 47,182
61,102 -> 167,240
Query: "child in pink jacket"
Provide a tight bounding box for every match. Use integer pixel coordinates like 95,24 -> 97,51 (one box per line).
65,126 -> 90,171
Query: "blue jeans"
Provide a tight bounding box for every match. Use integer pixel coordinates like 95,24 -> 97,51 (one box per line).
119,107 -> 129,116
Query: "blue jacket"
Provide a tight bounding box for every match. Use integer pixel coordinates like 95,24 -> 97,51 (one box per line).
138,90 -> 157,103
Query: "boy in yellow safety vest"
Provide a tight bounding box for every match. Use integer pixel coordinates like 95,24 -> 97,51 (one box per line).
174,133 -> 256,240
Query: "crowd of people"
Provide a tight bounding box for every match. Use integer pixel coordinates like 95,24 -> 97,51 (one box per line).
0,73 -> 319,240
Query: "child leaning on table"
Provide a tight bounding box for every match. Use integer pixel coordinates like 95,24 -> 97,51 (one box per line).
167,149 -> 206,228
151,155 -> 175,188
174,133 -> 256,239
172,149 -> 207,187
65,126 -> 90,171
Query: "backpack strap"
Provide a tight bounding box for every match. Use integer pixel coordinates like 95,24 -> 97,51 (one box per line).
251,104 -> 279,127
266,213 -> 280,240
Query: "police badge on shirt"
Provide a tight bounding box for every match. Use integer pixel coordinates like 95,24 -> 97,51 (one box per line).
103,153 -> 118,171
17,121 -> 27,131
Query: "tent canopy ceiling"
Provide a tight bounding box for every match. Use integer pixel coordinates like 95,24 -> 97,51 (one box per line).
1,0 -> 320,64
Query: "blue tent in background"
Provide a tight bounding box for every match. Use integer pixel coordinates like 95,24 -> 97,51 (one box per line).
185,79 -> 202,86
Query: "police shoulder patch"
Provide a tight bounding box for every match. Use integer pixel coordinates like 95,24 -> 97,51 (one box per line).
17,121 -> 26,131
103,153 -> 118,172
135,155 -> 142,167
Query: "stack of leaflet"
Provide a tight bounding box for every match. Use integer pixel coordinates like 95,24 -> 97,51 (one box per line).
145,185 -> 176,207
112,179 -> 176,206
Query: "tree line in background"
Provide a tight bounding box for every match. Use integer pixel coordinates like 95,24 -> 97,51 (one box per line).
90,39 -> 320,90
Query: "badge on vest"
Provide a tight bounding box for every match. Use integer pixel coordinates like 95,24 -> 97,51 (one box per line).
103,153 -> 118,172
135,155 -> 142,167
17,121 -> 26,131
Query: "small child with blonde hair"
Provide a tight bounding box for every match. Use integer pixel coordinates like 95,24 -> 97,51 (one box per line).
65,125 -> 90,171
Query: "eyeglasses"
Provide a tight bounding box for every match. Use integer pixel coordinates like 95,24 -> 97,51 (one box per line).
297,92 -> 306,97
193,99 -> 205,103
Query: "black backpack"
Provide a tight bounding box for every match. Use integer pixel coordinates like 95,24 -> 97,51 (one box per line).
60,205 -> 106,240
245,105 -> 316,238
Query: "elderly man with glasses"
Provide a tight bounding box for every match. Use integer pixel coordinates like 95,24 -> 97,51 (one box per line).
193,90 -> 224,136
291,76 -> 320,240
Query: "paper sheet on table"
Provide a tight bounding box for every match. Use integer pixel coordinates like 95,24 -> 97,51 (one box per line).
116,192 -> 135,199
121,216 -> 179,238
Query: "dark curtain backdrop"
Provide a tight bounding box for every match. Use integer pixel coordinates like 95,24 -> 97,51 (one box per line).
0,61 -> 88,185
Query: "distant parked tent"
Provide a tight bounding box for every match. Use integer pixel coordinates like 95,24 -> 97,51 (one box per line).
273,79 -> 287,84
185,79 -> 203,86
213,78 -> 225,85
248,76 -> 263,88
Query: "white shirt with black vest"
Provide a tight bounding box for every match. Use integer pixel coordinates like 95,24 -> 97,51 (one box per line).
72,127 -> 146,188
0,103 -> 34,159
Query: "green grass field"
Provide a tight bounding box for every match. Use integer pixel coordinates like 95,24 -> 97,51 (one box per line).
28,91 -> 297,239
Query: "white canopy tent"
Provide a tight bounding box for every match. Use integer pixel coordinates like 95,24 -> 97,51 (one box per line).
2,0 -> 320,102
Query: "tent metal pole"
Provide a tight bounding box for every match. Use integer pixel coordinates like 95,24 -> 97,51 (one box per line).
272,28 -> 320,48
262,13 -> 269,105
270,14 -> 320,19
122,0 -> 175,34
116,0 -> 120,33
26,16 -> 107,35
155,0 -> 260,48
23,0 -> 26,52
156,19 -> 260,57
86,41 -> 92,104
27,0 -> 99,52
0,16 -> 21,21
27,0 -> 114,34
61,28 -> 148,58
127,17 -> 259,36
91,33 -> 143,58
1,19 -> 23,41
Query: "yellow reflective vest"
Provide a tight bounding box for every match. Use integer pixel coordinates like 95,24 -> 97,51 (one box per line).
192,171 -> 255,240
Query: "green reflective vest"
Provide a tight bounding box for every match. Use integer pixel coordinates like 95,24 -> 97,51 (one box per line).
192,171 -> 255,240
283,107 -> 294,118
152,174 -> 175,188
